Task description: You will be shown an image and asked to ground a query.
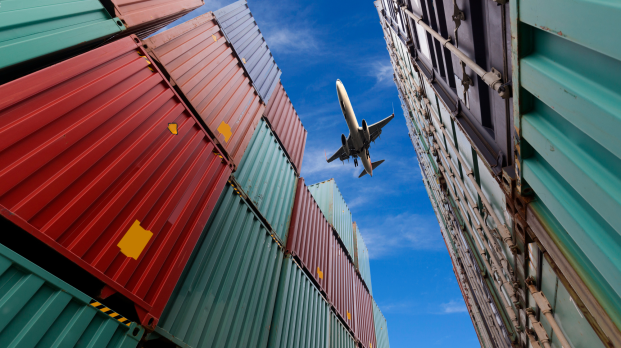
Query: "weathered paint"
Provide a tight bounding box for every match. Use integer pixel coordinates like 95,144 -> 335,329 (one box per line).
268,256 -> 330,348
354,222 -> 373,295
263,81 -> 307,174
372,299 -> 390,348
0,242 -> 144,347
286,177 -> 332,294
142,12 -> 265,168
234,119 -> 298,244
354,273 -> 377,348
328,233 -> 357,333
0,36 -> 231,329
0,0 -> 125,75
154,184 -> 283,348
330,310 -> 357,348
214,0 -> 282,104
108,0 -> 203,39
308,179 -> 355,259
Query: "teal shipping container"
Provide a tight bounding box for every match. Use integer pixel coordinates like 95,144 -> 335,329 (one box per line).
0,241 -> 144,348
268,256 -> 329,348
149,184 -> 283,348
0,0 -> 125,81
353,222 -> 373,295
308,179 -> 354,258
372,299 -> 390,348
330,310 -> 356,348
234,119 -> 298,245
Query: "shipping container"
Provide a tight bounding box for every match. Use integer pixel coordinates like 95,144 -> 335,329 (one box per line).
268,256 -> 330,348
354,273 -> 376,348
103,0 -> 203,39
263,81 -> 307,174
0,241 -> 145,348
142,12 -> 264,168
308,179 -> 355,259
151,184 -> 283,348
0,0 -> 125,83
372,299 -> 390,348
234,119 -> 298,244
353,222 -> 373,296
286,178 -> 332,295
0,36 -> 231,330
214,0 -> 282,104
330,310 -> 357,348
328,233 -> 357,333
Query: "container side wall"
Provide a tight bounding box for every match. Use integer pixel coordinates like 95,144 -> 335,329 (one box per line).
142,12 -> 264,167
354,223 -> 373,295
235,119 -> 298,244
0,242 -> 144,348
328,233 -> 356,333
330,310 -> 357,348
263,81 -> 307,173
372,299 -> 390,348
354,274 -> 377,348
0,36 -> 231,329
156,184 -> 284,348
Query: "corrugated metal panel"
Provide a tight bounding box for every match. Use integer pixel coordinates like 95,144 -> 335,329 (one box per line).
354,223 -> 373,296
154,184 -> 283,348
107,0 -> 203,39
0,0 -> 125,75
286,177 -> 332,295
263,81 -> 307,174
354,273 -> 376,348
512,0 -> 621,337
214,0 -> 282,103
308,179 -> 355,258
0,36 -> 231,330
372,299 -> 390,348
328,234 -> 356,333
268,256 -> 330,348
234,119 -> 297,244
142,12 -> 264,168
330,310 -> 357,348
0,242 -> 145,347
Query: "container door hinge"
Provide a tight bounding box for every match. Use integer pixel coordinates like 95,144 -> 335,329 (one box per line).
451,0 -> 465,48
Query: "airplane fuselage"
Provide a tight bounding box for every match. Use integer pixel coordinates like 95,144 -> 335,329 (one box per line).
336,80 -> 373,176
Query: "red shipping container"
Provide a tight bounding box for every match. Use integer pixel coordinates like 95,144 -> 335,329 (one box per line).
329,232 -> 357,333
354,273 -> 377,348
0,35 -> 231,329
286,177 -> 332,295
263,81 -> 307,174
142,12 -> 265,169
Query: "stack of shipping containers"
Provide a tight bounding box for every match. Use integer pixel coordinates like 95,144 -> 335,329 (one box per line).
0,0 -> 390,347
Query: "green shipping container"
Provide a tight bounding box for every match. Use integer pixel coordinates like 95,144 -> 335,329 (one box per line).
234,119 -> 298,245
372,299 -> 390,348
0,0 -> 125,78
268,256 -> 329,347
330,309 -> 356,348
308,179 -> 354,258
0,242 -> 144,348
353,222 -> 373,295
151,184 -> 284,348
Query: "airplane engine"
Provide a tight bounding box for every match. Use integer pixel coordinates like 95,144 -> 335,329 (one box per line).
341,134 -> 349,156
362,119 -> 371,143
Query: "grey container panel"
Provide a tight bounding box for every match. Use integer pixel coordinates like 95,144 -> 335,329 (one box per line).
214,0 -> 282,103
372,299 -> 390,348
0,242 -> 143,348
268,257 -> 330,348
330,310 -> 356,348
157,185 -> 284,348
355,225 -> 373,295
234,119 -> 298,245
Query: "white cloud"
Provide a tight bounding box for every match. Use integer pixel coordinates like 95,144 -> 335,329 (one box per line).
263,27 -> 320,54
439,300 -> 468,314
371,60 -> 395,87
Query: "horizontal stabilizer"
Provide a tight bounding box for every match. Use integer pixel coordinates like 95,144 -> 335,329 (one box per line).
359,160 -> 385,178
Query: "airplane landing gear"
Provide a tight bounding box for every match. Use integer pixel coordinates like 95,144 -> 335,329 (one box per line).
354,158 -> 358,167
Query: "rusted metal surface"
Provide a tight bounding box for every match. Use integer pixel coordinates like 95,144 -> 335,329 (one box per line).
263,81 -> 307,174
286,178 -> 332,295
354,273 -> 377,348
328,232 -> 357,334
0,36 -> 231,329
142,12 -> 264,168
106,0 -> 203,39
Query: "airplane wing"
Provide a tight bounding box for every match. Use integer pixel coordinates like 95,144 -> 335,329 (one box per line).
327,135 -> 353,163
367,114 -> 395,142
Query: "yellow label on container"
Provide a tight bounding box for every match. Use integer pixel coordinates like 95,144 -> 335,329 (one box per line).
168,123 -> 178,135
217,121 -> 232,142
347,311 -> 351,320
118,220 -> 153,260
317,267 -> 323,279
212,34 -> 217,42
242,58 -> 246,64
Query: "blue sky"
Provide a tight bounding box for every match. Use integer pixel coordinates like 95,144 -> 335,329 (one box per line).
161,1 -> 479,346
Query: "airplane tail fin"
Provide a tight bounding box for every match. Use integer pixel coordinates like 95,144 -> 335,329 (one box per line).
358,160 -> 385,178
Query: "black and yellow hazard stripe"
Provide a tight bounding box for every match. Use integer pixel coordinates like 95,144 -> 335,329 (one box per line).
227,180 -> 243,198
89,300 -> 131,327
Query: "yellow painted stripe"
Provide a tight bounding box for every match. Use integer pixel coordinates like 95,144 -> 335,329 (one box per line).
117,317 -> 128,323
90,302 -> 101,307
100,307 -> 111,313
109,312 -> 119,318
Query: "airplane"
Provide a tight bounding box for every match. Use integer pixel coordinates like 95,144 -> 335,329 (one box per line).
326,79 -> 394,178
